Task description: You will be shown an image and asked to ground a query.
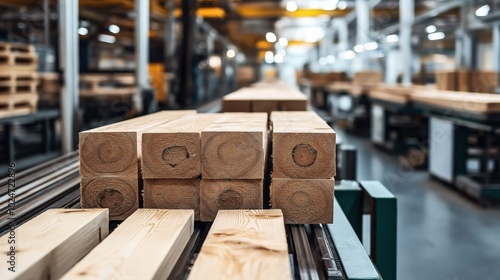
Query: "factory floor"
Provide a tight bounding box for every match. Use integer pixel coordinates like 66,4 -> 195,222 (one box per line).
337,128 -> 500,280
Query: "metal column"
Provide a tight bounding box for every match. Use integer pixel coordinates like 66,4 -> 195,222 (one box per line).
178,0 -> 197,107
58,0 -> 79,154
43,0 -> 50,72
399,0 -> 414,86
355,0 -> 370,71
457,2 -> 475,69
135,0 -> 149,114
165,0 -> 176,73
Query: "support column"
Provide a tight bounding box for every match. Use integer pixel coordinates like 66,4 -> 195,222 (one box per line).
399,0 -> 414,86
43,0 -> 50,72
165,0 -> 176,72
457,2 -> 475,69
178,0 -> 197,107
135,0 -> 149,114
493,2 -> 500,73
58,0 -> 79,153
355,0 -> 370,71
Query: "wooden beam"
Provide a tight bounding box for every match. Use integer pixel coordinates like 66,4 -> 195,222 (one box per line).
188,209 -> 292,280
271,112 -> 336,179
0,209 -> 108,280
201,113 -> 268,179
62,209 -> 194,280
200,179 -> 263,222
141,114 -> 220,179
271,178 -> 334,224
79,110 -> 196,177
143,179 -> 201,220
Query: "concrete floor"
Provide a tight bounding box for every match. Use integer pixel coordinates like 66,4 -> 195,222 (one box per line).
337,128 -> 500,280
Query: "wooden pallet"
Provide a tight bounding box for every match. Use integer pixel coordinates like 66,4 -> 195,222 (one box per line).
80,73 -> 136,97
0,93 -> 38,117
0,42 -> 35,54
0,72 -> 38,94
39,72 -> 60,95
0,42 -> 37,70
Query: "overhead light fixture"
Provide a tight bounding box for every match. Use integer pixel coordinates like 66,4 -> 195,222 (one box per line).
428,32 -> 445,41
337,1 -> 347,10
339,50 -> 356,60
324,0 -> 339,10
266,32 -> 277,43
475,5 -> 490,17
425,25 -> 437,34
226,49 -> 236,58
386,34 -> 399,43
78,27 -> 89,36
279,37 -> 288,47
274,54 -> 284,64
265,51 -> 274,64
208,55 -> 222,68
108,24 -> 120,34
354,44 -> 364,53
286,1 -> 298,12
364,42 -> 378,51
327,55 -> 336,64
98,34 -> 116,44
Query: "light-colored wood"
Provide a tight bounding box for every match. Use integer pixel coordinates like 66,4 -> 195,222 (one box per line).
81,177 -> 139,221
141,114 -> 220,179
61,209 -> 194,280
200,179 -> 263,222
435,70 -> 457,91
188,209 -> 292,280
352,71 -> 382,86
0,209 -> 108,280
410,89 -> 500,113
79,110 -> 196,177
369,85 -> 415,104
143,179 -> 201,220
201,113 -> 268,179
470,71 -> 497,93
271,111 -> 336,179
271,178 -> 334,224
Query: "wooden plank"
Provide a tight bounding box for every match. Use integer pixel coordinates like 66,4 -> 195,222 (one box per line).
279,100 -> 308,111
271,178 -> 334,224
221,99 -> 251,112
141,114 -> 220,179
200,179 -> 263,222
79,110 -> 196,177
61,209 -> 194,280
81,177 -> 139,221
410,89 -> 500,113
271,111 -> 336,179
143,179 -> 200,220
0,209 -> 108,280
470,71 -> 497,93
201,113 -> 268,179
189,209 -> 291,280
252,100 -> 279,113
435,71 -> 457,91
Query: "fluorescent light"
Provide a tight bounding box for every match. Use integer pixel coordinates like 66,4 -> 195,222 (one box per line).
327,55 -> 336,64
364,42 -> 378,51
386,34 -> 399,43
476,5 -> 490,17
354,44 -> 364,53
266,32 -> 277,43
279,37 -> 288,47
98,34 -> 116,44
78,27 -> 89,36
274,54 -> 284,64
425,25 -> 437,33
337,1 -> 347,10
319,57 -> 327,65
286,1 -> 298,12
226,49 -> 236,58
339,50 -> 356,60
265,51 -> 274,64
108,24 -> 120,34
324,0 -> 339,10
428,32 -> 445,41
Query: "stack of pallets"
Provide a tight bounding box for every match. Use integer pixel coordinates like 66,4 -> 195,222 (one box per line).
0,42 -> 39,117
80,73 -> 136,97
38,72 -> 60,106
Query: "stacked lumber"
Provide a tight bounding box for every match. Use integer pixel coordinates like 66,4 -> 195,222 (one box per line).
222,83 -> 308,113
326,71 -> 382,97
38,72 -> 60,106
0,209 -> 108,280
302,71 -> 347,87
369,85 -> 416,104
200,113 -> 268,221
62,209 -> 193,280
0,42 -> 39,117
270,111 -> 336,224
80,73 -> 136,97
79,110 -> 196,220
410,89 -> 500,113
352,71 -> 383,86
189,209 -> 291,280
436,70 -> 498,93
141,114 -> 221,220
